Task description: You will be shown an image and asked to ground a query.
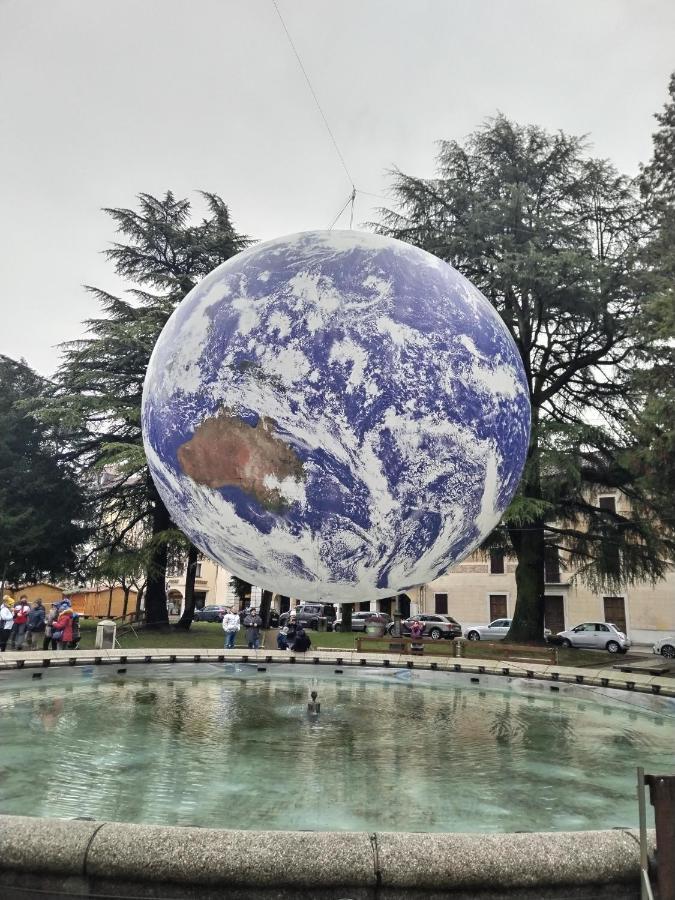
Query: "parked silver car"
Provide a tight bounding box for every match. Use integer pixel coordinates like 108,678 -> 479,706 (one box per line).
464,619 -> 551,641
333,612 -> 391,632
464,618 -> 512,641
553,622 -> 630,654
652,635 -> 675,659
386,614 -> 462,640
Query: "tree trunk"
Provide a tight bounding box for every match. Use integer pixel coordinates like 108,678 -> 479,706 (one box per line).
122,585 -> 130,620
107,586 -> 113,618
144,491 -> 171,630
341,604 -> 353,631
506,413 -> 547,644
507,519 -> 546,643
259,589 -> 273,628
175,544 -> 199,631
133,582 -> 146,623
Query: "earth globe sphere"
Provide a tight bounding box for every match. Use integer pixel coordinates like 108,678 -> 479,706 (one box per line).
141,230 -> 530,603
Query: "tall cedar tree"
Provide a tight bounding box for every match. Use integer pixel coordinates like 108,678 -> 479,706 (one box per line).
0,355 -> 88,590
46,192 -> 249,628
631,73 -> 675,535
378,116 -> 671,642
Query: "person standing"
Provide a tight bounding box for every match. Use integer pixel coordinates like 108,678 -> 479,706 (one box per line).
0,597 -> 14,652
286,614 -> 298,647
52,601 -> 74,650
43,603 -> 60,651
25,599 -> 46,650
409,618 -> 424,640
10,596 -> 31,650
243,608 -> 263,650
222,608 -> 240,649
70,612 -> 81,649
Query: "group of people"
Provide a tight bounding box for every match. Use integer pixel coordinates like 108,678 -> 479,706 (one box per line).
0,596 -> 81,652
221,607 -> 263,650
277,615 -> 311,652
220,608 -> 311,653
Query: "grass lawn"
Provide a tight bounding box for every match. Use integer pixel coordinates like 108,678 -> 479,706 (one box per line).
74,620 -> 620,667
77,620 -> 359,651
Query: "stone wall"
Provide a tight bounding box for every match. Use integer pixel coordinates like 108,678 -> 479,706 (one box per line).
0,814 -> 653,899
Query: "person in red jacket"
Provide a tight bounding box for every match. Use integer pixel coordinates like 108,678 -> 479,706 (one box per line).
52,601 -> 74,650
10,596 -> 31,650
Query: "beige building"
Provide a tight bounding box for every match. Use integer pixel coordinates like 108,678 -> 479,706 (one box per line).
414,554 -> 675,645
166,556 -> 238,612
411,489 -> 675,644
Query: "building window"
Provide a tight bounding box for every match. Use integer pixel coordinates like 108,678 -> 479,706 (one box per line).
544,546 -> 560,583
359,601 -> 371,612
598,495 -> 617,514
194,562 -> 202,578
489,594 -> 508,620
489,551 -> 505,575
603,596 -> 627,633
435,593 -> 448,614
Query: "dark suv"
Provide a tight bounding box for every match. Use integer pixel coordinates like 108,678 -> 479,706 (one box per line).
386,614 -> 462,641
278,603 -> 335,630
193,605 -> 227,623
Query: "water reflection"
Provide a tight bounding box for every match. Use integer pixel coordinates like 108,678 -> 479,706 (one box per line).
0,671 -> 673,833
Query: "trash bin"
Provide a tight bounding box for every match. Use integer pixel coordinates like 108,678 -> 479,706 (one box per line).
95,619 -> 117,649
317,617 -> 327,633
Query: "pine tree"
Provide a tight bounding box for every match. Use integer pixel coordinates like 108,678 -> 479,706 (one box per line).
630,73 -> 675,535
45,192 -> 250,628
0,355 -> 88,590
377,116 -> 672,642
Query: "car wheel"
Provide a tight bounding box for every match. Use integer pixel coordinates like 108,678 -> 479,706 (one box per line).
334,623 -> 341,632
467,631 -> 480,641
661,644 -> 675,659
310,619 -> 318,630
606,640 -> 621,654
560,639 -> 572,648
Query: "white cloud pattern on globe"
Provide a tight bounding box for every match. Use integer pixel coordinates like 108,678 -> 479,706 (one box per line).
142,231 -> 530,603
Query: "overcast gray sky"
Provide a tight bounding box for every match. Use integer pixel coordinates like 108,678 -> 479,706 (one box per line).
1,0 -> 674,375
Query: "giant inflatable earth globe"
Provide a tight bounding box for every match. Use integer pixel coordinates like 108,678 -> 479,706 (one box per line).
142,231 -> 530,603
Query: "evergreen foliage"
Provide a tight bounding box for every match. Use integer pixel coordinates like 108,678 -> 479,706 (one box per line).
377,116 -> 673,641
630,72 -> 675,535
43,192 -> 249,628
0,355 -> 88,589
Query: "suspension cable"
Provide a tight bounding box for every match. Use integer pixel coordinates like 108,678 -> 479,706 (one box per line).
272,0 -> 355,192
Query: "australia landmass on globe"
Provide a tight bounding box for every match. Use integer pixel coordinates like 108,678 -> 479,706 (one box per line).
177,408 -> 305,510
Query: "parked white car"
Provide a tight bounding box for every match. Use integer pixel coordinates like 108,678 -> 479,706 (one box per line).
553,622 -> 630,654
464,618 -> 512,641
652,635 -> 675,659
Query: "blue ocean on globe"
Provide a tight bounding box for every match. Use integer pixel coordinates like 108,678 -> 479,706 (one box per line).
142,230 -> 530,603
